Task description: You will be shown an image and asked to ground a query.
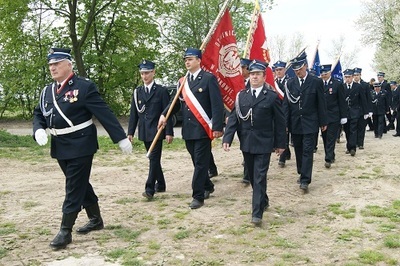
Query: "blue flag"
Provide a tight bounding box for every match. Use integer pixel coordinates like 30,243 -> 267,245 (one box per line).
311,49 -> 321,76
332,59 -> 343,82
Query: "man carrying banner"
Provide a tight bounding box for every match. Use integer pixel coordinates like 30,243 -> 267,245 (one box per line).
159,48 -> 224,209
223,60 -> 286,226
283,52 -> 327,192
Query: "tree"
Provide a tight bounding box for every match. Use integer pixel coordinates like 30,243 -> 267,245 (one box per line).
357,0 -> 400,80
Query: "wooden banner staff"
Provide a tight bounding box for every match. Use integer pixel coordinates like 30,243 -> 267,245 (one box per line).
146,0 -> 233,158
243,0 -> 260,59
331,52 -> 342,72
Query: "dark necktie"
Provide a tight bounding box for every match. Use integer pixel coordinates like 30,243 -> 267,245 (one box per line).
300,78 -> 304,86
252,89 -> 257,101
348,84 -> 351,90
191,74 -> 194,82
56,83 -> 62,94
324,81 -> 328,86
145,86 -> 150,94
278,79 -> 282,84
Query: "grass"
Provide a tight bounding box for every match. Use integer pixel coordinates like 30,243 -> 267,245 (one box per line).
358,250 -> 397,265
384,234 -> 400,248
361,201 -> 400,222
0,223 -> 17,235
328,203 -> 356,219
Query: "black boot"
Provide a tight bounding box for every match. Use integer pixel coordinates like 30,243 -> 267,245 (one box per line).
76,203 -> 104,234
50,212 -> 78,250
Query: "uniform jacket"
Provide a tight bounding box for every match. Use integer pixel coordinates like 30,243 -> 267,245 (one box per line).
180,70 -> 224,140
223,84 -> 286,154
371,90 -> 389,115
343,82 -> 368,119
128,83 -> 173,142
359,79 -> 373,113
380,80 -> 392,107
392,86 -> 400,111
33,74 -> 126,160
283,74 -> 328,134
323,77 -> 347,124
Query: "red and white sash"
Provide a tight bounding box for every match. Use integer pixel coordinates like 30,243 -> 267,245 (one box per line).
180,76 -> 214,140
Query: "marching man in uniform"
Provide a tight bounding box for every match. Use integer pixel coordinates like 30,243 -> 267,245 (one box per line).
33,48 -> 132,250
128,59 -> 174,199
223,60 -> 286,226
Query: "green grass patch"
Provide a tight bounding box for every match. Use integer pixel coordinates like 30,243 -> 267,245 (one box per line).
358,250 -> 397,265
173,210 -> 190,220
361,202 -> 400,222
148,241 -> 161,250
337,229 -> 364,242
0,247 -> 7,259
328,203 -> 356,219
115,197 -> 137,205
272,237 -> 298,248
383,234 -> 400,248
108,225 -> 141,242
174,229 -> 190,240
22,201 -> 40,209
0,222 -> 17,235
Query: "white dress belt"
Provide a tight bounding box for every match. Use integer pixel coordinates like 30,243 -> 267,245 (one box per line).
49,119 -> 93,136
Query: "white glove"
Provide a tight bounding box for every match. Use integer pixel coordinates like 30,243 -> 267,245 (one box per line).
34,128 -> 48,146
369,112 -> 373,118
118,138 -> 132,154
340,118 -> 348,125
363,114 -> 369,120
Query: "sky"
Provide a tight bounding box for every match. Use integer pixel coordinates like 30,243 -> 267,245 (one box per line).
262,0 -> 377,80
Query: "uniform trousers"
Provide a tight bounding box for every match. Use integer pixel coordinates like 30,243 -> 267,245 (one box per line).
144,140 -> 165,194
395,111 -> 400,135
372,114 -> 385,137
321,121 -> 340,163
185,138 -> 214,201
357,116 -> 367,147
242,152 -> 270,219
292,133 -> 317,185
279,132 -> 291,163
344,118 -> 358,151
57,155 -> 97,214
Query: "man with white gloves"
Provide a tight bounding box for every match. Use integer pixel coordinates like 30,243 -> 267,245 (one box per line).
32,48 -> 131,250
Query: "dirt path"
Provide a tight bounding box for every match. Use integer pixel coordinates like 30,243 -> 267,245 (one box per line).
1,126 -> 399,265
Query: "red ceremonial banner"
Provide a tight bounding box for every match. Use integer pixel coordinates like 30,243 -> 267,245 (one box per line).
246,4 -> 283,99
201,9 -> 244,112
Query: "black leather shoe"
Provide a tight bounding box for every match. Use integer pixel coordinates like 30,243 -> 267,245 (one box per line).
300,183 -> 309,191
393,134 -> 400,137
204,188 -> 215,199
358,146 -> 364,150
278,161 -> 285,168
50,229 -> 72,250
350,150 -> 356,156
286,155 -> 291,160
251,217 -> 262,226
208,170 -> 218,178
325,162 -> 331,168
345,150 -> 350,154
76,204 -> 104,234
264,202 -> 270,210
142,191 -> 154,199
189,199 -> 204,209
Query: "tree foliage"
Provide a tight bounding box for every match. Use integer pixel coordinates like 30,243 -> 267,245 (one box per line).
358,0 -> 400,81
0,0 -> 273,118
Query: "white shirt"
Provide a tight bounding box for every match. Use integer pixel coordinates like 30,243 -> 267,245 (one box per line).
250,86 -> 263,98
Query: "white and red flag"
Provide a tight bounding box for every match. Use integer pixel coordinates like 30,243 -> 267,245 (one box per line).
201,8 -> 244,112
244,0 -> 284,100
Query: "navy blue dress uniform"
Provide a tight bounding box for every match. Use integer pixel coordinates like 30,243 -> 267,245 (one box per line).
377,72 -> 393,132
33,48 -> 131,250
283,52 -> 328,190
273,60 -> 292,167
164,48 -> 224,209
353,68 -> 373,149
371,82 -> 390,138
391,81 -> 400,136
342,69 -> 368,155
237,57 -> 252,184
223,60 -> 286,225
320,64 -> 347,168
127,60 -> 173,198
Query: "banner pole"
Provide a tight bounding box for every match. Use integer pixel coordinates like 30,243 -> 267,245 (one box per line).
146,0 -> 233,158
